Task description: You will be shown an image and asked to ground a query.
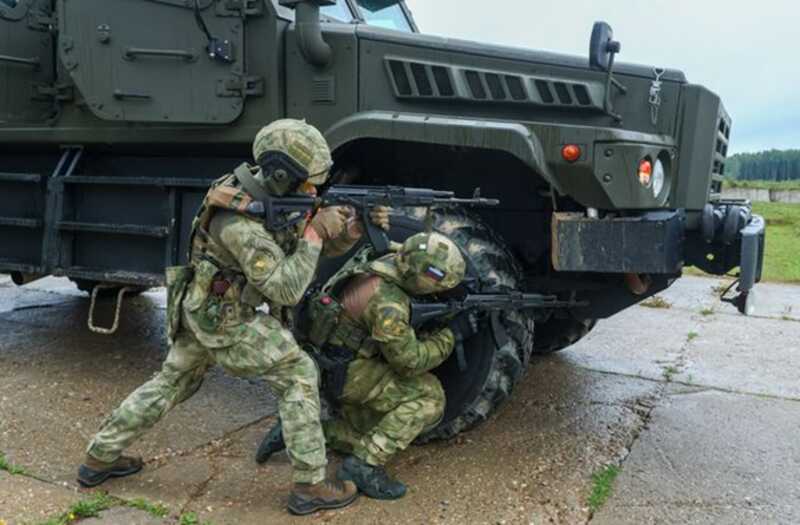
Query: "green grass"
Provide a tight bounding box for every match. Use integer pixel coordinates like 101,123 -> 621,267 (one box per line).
689,202 -> 800,284
179,512 -> 214,525
0,452 -> 27,475
700,307 -> 715,316
752,202 -> 800,283
723,179 -> 800,190
129,498 -> 169,518
38,493 -> 116,525
687,331 -> 699,341
588,465 -> 621,513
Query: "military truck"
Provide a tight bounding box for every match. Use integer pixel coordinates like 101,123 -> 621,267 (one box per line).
0,0 -> 765,439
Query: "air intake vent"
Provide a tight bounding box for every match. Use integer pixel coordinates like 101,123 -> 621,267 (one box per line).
485,73 -> 506,100
432,66 -> 454,97
410,63 -> 433,96
465,70 -> 487,99
311,76 -> 335,103
573,84 -> 591,106
710,110 -> 732,196
535,80 -> 555,104
505,75 -> 526,101
553,82 -> 573,105
388,60 -> 412,96
383,57 -> 601,110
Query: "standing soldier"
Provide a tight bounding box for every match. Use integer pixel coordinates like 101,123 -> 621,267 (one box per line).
256,232 -> 477,499
77,119 -> 383,515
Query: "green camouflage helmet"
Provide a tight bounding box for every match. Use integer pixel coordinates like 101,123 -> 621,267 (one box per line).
393,232 -> 466,295
252,119 -> 333,186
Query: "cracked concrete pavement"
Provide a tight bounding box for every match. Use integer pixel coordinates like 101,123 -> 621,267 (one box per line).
0,274 -> 797,524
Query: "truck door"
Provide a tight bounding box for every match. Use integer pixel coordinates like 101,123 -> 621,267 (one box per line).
0,0 -> 56,124
58,0 -> 262,125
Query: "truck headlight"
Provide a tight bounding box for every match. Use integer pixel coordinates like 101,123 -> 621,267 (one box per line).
652,158 -> 665,197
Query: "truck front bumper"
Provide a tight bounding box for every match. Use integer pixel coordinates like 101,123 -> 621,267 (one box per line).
551,203 -> 766,314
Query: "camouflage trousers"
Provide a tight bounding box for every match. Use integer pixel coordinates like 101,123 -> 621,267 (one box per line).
87,312 -> 327,484
323,361 -> 445,466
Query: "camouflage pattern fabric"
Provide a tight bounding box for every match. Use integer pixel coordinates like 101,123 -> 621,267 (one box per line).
396,232 -> 465,295
87,313 -> 327,484
323,277 -> 456,466
183,209 -> 320,348
87,175 -> 329,484
252,119 -> 333,185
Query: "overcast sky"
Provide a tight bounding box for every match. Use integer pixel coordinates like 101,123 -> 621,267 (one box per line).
404,0 -> 798,154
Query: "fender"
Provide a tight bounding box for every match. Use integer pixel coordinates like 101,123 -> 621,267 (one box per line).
325,111 -> 560,191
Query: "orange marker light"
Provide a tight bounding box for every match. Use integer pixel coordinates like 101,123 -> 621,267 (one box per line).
561,144 -> 582,163
638,159 -> 653,186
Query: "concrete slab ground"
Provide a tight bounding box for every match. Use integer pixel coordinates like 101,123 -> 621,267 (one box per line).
0,275 -> 797,524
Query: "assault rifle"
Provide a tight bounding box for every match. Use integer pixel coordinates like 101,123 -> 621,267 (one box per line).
410,292 -> 585,328
245,185 -> 499,254
410,292 -> 588,371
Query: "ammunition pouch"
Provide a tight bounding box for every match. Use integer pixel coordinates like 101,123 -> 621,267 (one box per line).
307,294 -> 343,347
165,265 -> 195,345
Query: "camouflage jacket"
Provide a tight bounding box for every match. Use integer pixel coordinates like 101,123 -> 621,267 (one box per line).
182,171 -> 321,348
326,274 -> 455,395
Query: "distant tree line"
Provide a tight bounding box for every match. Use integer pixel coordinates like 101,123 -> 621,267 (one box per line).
725,149 -> 800,181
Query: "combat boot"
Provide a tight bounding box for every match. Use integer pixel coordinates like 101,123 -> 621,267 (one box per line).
255,420 -> 285,464
337,455 -> 407,500
287,477 -> 359,515
77,454 -> 143,487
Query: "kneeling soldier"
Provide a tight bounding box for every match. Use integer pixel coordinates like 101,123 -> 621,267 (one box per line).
257,232 -> 476,499
78,119 -> 374,515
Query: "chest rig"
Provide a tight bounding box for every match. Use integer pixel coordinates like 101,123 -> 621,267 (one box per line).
306,247 -> 376,354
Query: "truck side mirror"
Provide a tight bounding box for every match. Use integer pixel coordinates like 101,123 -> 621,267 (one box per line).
589,21 -> 621,71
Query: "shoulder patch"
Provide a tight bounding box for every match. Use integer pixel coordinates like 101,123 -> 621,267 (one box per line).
374,305 -> 408,338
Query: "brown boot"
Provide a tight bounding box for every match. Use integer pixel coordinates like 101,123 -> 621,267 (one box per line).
77,454 -> 143,487
287,477 -> 358,515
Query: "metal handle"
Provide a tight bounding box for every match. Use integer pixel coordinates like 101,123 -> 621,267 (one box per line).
0,54 -> 40,69
123,47 -> 197,62
113,89 -> 152,100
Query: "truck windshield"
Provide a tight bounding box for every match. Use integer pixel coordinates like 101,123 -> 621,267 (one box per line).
321,0 -> 354,22
0,0 -> 19,7
355,1 -> 412,32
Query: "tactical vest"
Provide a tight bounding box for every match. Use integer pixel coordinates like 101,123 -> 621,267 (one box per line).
166,163 -> 299,347
306,246 -> 379,355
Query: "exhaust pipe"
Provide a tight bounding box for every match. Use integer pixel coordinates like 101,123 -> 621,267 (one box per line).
280,0 -> 335,68
11,272 -> 46,286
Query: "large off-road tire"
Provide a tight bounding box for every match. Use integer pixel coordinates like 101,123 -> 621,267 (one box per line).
532,314 -> 597,355
387,209 -> 535,443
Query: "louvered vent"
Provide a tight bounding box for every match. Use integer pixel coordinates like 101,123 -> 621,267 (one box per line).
710,109 -> 732,196
311,76 -> 335,103
535,80 -> 554,103
385,57 -> 601,110
432,66 -> 454,96
388,60 -> 412,96
505,75 -> 526,101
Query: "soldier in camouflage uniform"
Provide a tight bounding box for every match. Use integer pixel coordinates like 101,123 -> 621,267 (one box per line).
77,119 -> 387,515
256,232 -> 476,500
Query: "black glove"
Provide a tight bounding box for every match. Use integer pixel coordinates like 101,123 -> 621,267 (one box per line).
447,311 -> 479,340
